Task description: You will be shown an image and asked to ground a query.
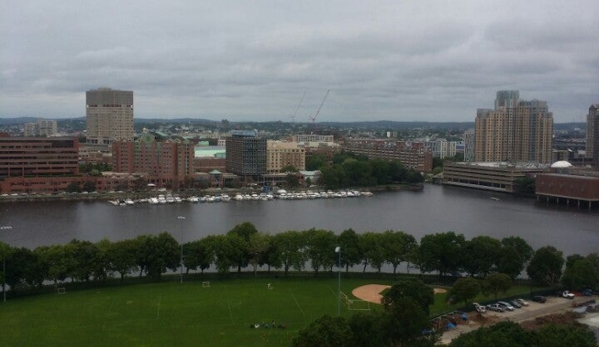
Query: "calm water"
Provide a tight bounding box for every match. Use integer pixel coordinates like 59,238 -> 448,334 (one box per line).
1,184 -> 598,256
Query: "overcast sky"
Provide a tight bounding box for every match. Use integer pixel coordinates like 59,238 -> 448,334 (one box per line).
1,1 -> 598,123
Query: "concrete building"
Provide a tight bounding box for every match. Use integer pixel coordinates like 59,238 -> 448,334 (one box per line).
267,141 -> 305,174
86,88 -> 134,145
225,130 -> 267,178
586,104 -> 599,165
111,132 -> 194,189
344,139 -> 433,172
463,129 -> 475,162
443,161 -> 549,193
536,161 -> 599,209
0,137 -> 80,193
23,119 -> 57,137
475,91 -> 553,164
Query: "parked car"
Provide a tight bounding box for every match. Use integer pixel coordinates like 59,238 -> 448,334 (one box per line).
532,295 -> 547,303
509,300 -> 522,308
497,301 -> 515,311
486,303 -> 505,312
473,302 -> 486,313
515,298 -> 529,306
582,289 -> 594,296
560,290 -> 575,299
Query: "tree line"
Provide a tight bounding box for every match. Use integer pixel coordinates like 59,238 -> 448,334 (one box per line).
308,151 -> 425,189
1,223 -> 597,296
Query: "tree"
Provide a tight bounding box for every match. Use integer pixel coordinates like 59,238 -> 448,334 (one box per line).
285,173 -> 300,188
359,232 -> 386,273
461,236 -> 501,277
449,277 -> 481,306
82,180 -> 96,192
107,239 -> 138,282
272,230 -> 307,275
417,232 -> 466,277
448,321 -> 535,347
183,238 -> 214,276
338,228 -> 362,273
292,315 -> 352,347
65,182 -> 82,193
496,236 -> 533,279
526,246 -> 564,286
306,153 -> 327,171
382,231 -> 417,274
227,222 -> 258,273
347,312 -> 386,347
304,228 -> 337,274
69,239 -> 99,282
36,244 -> 77,289
134,233 -> 179,281
247,232 -> 271,277
482,273 -> 512,299
535,323 -> 597,347
381,278 -> 435,316
281,165 -> 297,173
561,258 -> 599,291
380,297 -> 435,347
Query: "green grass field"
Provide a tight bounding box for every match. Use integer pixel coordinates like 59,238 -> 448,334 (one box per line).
0,276 -> 390,347
0,275 -> 543,347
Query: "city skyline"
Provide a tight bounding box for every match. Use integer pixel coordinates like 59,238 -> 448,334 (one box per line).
1,1 -> 598,123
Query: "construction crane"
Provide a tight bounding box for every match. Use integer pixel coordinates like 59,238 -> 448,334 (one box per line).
309,89 -> 330,128
289,92 -> 306,123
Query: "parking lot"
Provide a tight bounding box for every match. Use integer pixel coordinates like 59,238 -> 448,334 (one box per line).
440,295 -> 595,344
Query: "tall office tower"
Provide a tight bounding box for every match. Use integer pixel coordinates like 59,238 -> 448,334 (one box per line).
475,91 -> 553,164
86,88 -> 134,145
225,130 -> 267,177
587,104 -> 599,165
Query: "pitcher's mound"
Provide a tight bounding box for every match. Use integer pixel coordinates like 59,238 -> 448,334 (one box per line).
352,285 -> 448,304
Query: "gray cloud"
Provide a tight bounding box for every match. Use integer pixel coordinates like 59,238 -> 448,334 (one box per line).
1,0 -> 598,122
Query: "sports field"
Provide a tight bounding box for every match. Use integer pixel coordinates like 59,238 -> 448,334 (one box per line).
0,276 -> 388,347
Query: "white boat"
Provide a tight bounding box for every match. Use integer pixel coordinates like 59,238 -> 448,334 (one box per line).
222,194 -> 231,202
214,195 -> 222,202
124,198 -> 135,206
174,196 -> 182,203
149,197 -> 159,204
188,196 -> 199,203
158,195 -> 167,204
206,195 -> 215,203
234,194 -> 243,201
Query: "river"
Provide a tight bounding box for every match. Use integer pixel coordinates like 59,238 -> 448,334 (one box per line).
1,184 -> 597,256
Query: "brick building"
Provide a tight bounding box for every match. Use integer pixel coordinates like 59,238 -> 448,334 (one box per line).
112,133 -> 194,189
344,139 -> 433,172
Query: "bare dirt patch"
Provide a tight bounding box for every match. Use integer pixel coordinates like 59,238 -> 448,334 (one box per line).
352,285 -> 448,304
352,284 -> 390,304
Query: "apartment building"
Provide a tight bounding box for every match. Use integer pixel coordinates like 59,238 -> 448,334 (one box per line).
475,91 -> 553,164
267,141 -> 305,174
112,133 -> 194,188
23,119 -> 57,137
344,139 -> 433,172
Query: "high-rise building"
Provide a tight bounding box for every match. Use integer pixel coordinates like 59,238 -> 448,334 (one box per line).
586,104 -> 599,165
86,88 -> 134,145
24,119 -> 57,137
225,131 -> 267,177
475,91 -> 553,164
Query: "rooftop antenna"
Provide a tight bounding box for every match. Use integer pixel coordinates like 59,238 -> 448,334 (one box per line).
309,89 -> 330,129
289,92 -> 306,123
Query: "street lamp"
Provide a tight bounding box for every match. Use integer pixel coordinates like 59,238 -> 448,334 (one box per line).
177,216 -> 185,283
335,246 -> 341,316
1,225 -> 12,303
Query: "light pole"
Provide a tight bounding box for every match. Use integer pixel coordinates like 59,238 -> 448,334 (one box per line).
1,225 -> 12,303
335,246 -> 341,316
177,216 -> 185,283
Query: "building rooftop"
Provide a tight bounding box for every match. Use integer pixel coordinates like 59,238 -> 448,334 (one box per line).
453,161 -> 550,169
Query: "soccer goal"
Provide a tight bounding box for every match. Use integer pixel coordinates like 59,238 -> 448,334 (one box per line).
202,281 -> 210,288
